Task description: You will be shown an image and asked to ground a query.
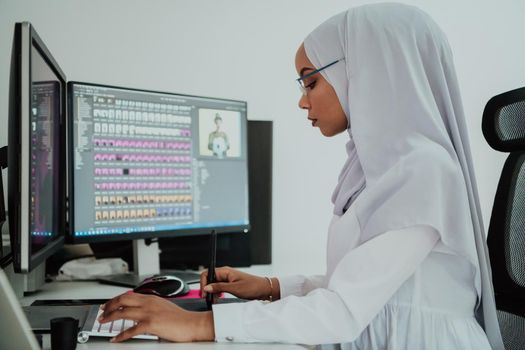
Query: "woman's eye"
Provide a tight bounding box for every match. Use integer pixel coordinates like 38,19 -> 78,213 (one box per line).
305,81 -> 316,90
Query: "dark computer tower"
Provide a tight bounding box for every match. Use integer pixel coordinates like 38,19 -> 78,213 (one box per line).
89,120 -> 273,269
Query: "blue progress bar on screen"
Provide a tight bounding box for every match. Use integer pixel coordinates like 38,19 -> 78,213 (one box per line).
75,220 -> 249,237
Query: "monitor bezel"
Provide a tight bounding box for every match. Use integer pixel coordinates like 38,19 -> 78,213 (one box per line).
66,81 -> 250,244
8,22 -> 67,273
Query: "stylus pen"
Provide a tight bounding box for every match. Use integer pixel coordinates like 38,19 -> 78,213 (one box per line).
206,229 -> 217,311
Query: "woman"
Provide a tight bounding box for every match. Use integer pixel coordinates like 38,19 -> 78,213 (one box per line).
100,3 -> 504,349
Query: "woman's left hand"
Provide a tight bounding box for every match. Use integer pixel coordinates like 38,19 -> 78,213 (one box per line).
99,292 -> 215,343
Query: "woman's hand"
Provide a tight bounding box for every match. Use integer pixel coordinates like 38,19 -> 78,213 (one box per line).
99,292 -> 214,343
200,266 -> 279,301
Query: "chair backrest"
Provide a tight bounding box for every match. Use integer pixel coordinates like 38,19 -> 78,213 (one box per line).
482,87 -> 525,299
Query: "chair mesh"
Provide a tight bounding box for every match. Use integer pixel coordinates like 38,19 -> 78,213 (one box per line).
496,100 -> 525,143
497,309 -> 525,350
486,89 -> 525,348
505,154 -> 525,287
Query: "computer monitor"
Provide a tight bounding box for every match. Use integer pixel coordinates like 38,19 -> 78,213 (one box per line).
67,81 -> 249,283
6,22 -> 66,273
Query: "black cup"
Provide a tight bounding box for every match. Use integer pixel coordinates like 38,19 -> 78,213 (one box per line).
50,317 -> 79,350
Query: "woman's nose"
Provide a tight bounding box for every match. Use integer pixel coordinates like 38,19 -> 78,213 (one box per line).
298,94 -> 310,110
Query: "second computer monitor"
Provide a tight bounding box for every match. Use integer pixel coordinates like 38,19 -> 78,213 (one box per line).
7,22 -> 66,273
68,82 -> 249,243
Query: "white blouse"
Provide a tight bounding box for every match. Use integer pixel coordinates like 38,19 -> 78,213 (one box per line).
212,207 -> 492,349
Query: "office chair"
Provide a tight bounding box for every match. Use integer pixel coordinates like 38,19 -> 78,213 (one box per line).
482,86 -> 525,350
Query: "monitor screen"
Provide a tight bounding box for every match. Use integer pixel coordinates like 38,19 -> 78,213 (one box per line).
30,59 -> 61,253
68,82 -> 250,242
8,22 -> 66,272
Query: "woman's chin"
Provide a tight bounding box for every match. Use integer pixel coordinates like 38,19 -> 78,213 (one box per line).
319,127 -> 340,137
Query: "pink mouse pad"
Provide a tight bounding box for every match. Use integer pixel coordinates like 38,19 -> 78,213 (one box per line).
175,289 -> 224,299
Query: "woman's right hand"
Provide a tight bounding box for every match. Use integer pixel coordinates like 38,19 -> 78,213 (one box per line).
199,266 -> 273,301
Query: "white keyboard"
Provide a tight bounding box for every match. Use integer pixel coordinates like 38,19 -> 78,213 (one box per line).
84,307 -> 158,341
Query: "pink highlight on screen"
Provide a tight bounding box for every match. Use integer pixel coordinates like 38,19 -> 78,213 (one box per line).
94,138 -> 192,149
94,154 -> 194,163
93,179 -> 193,192
121,168 -> 191,176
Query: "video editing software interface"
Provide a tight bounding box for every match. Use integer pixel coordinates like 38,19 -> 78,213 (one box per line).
30,46 -> 61,252
70,83 -> 249,238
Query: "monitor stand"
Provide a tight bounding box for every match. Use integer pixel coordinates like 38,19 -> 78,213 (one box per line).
0,146 -> 46,294
3,258 -> 46,298
97,238 -> 201,288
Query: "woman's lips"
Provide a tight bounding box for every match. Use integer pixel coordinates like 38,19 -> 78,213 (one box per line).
308,118 -> 317,126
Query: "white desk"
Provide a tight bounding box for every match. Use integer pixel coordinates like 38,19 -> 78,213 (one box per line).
20,265 -> 315,350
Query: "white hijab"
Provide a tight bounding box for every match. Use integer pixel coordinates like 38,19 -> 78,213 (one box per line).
304,3 -> 504,349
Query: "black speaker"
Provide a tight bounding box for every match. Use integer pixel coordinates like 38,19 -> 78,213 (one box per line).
90,120 -> 273,269
245,120 -> 273,264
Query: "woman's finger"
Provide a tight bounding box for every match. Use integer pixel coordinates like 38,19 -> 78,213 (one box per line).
214,266 -> 234,282
100,306 -> 144,324
200,270 -> 208,297
204,281 -> 235,294
201,267 -> 235,297
102,293 -> 143,317
111,323 -> 147,343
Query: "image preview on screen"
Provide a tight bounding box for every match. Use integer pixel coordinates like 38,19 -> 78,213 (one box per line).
69,83 -> 249,240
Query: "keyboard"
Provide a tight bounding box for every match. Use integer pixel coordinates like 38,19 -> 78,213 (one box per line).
78,306 -> 158,342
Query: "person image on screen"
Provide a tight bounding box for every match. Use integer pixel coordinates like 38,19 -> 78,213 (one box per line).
208,113 -> 230,158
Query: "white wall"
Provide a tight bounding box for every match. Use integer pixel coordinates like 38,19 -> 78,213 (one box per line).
1,0 -> 524,276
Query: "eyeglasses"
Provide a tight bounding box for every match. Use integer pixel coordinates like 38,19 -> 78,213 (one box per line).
296,58 -> 343,95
